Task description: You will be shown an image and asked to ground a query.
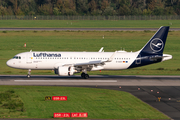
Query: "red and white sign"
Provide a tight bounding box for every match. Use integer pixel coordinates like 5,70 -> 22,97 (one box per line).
53,113 -> 70,118
71,112 -> 88,118
52,96 -> 67,101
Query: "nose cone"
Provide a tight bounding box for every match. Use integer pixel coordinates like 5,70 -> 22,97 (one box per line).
6,59 -> 12,67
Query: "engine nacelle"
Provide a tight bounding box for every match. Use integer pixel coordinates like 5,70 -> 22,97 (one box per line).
56,66 -> 75,76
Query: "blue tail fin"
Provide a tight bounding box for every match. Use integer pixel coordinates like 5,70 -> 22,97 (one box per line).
128,26 -> 170,69
140,26 -> 169,56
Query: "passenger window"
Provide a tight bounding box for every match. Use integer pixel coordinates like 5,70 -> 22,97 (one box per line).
19,56 -> 21,59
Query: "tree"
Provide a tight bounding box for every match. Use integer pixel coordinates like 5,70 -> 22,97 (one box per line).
0,0 -> 8,7
103,6 -> 116,16
117,4 -> 131,15
147,0 -> 156,11
164,6 -> 175,15
76,0 -> 89,15
53,7 -> 59,15
7,6 -> 14,15
55,0 -> 77,15
16,7 -> 24,15
89,0 -> 97,15
131,7 -> 142,15
101,0 -> 109,12
19,0 -> 30,15
0,5 -> 7,16
152,6 -> 163,15
38,3 -> 53,15
143,8 -> 152,15
0,0 -> 179,16
10,0 -> 18,15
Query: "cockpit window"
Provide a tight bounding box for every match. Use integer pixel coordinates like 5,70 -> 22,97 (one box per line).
13,56 -> 21,59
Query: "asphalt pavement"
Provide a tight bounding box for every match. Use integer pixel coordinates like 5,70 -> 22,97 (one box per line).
1,75 -> 180,119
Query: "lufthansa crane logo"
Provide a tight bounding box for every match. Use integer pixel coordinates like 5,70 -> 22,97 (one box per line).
150,38 -> 164,52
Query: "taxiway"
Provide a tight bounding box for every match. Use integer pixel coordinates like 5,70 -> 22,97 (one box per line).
0,75 -> 180,86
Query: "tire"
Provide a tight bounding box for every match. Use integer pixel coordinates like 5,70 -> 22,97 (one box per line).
81,73 -> 85,78
84,74 -> 89,79
27,74 -> 31,78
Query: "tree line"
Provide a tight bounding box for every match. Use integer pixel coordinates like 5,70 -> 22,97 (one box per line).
0,0 -> 180,16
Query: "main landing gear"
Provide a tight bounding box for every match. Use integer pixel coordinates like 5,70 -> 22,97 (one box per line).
27,69 -> 31,78
81,72 -> 89,79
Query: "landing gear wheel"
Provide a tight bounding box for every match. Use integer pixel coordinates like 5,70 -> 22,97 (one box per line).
27,69 -> 31,78
27,74 -> 31,78
81,72 -> 85,78
84,74 -> 89,79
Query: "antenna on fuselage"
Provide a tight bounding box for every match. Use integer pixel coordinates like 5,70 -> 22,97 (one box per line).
30,50 -> 32,52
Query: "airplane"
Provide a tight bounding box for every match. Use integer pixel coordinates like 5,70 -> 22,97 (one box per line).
6,26 -> 172,79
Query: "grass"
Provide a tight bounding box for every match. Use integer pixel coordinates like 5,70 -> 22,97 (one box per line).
0,89 -> 25,118
0,30 -> 179,75
0,86 -> 169,119
0,20 -> 179,28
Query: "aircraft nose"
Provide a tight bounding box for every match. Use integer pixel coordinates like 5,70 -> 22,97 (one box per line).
6,60 -> 12,67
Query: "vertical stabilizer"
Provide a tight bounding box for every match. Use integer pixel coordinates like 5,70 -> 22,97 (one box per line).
140,26 -> 169,56
128,26 -> 170,69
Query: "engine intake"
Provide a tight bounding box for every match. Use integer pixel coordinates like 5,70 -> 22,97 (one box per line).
55,66 -> 75,76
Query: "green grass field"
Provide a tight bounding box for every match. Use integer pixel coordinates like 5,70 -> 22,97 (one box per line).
0,20 -> 179,28
0,30 -> 179,75
0,86 -> 169,119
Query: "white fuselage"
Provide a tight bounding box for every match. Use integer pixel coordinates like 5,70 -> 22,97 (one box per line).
6,51 -> 139,70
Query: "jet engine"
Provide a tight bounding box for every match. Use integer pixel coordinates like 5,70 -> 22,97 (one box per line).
55,66 -> 76,76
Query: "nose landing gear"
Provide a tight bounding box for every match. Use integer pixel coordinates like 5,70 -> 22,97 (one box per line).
27,69 -> 31,78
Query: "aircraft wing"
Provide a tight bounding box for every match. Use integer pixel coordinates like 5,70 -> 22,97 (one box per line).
62,60 -> 105,67
74,60 -> 105,67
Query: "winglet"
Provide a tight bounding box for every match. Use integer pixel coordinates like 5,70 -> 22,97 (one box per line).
98,47 -> 104,52
107,51 -> 117,62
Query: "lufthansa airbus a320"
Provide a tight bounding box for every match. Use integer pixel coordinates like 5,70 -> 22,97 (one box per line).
6,26 -> 172,79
